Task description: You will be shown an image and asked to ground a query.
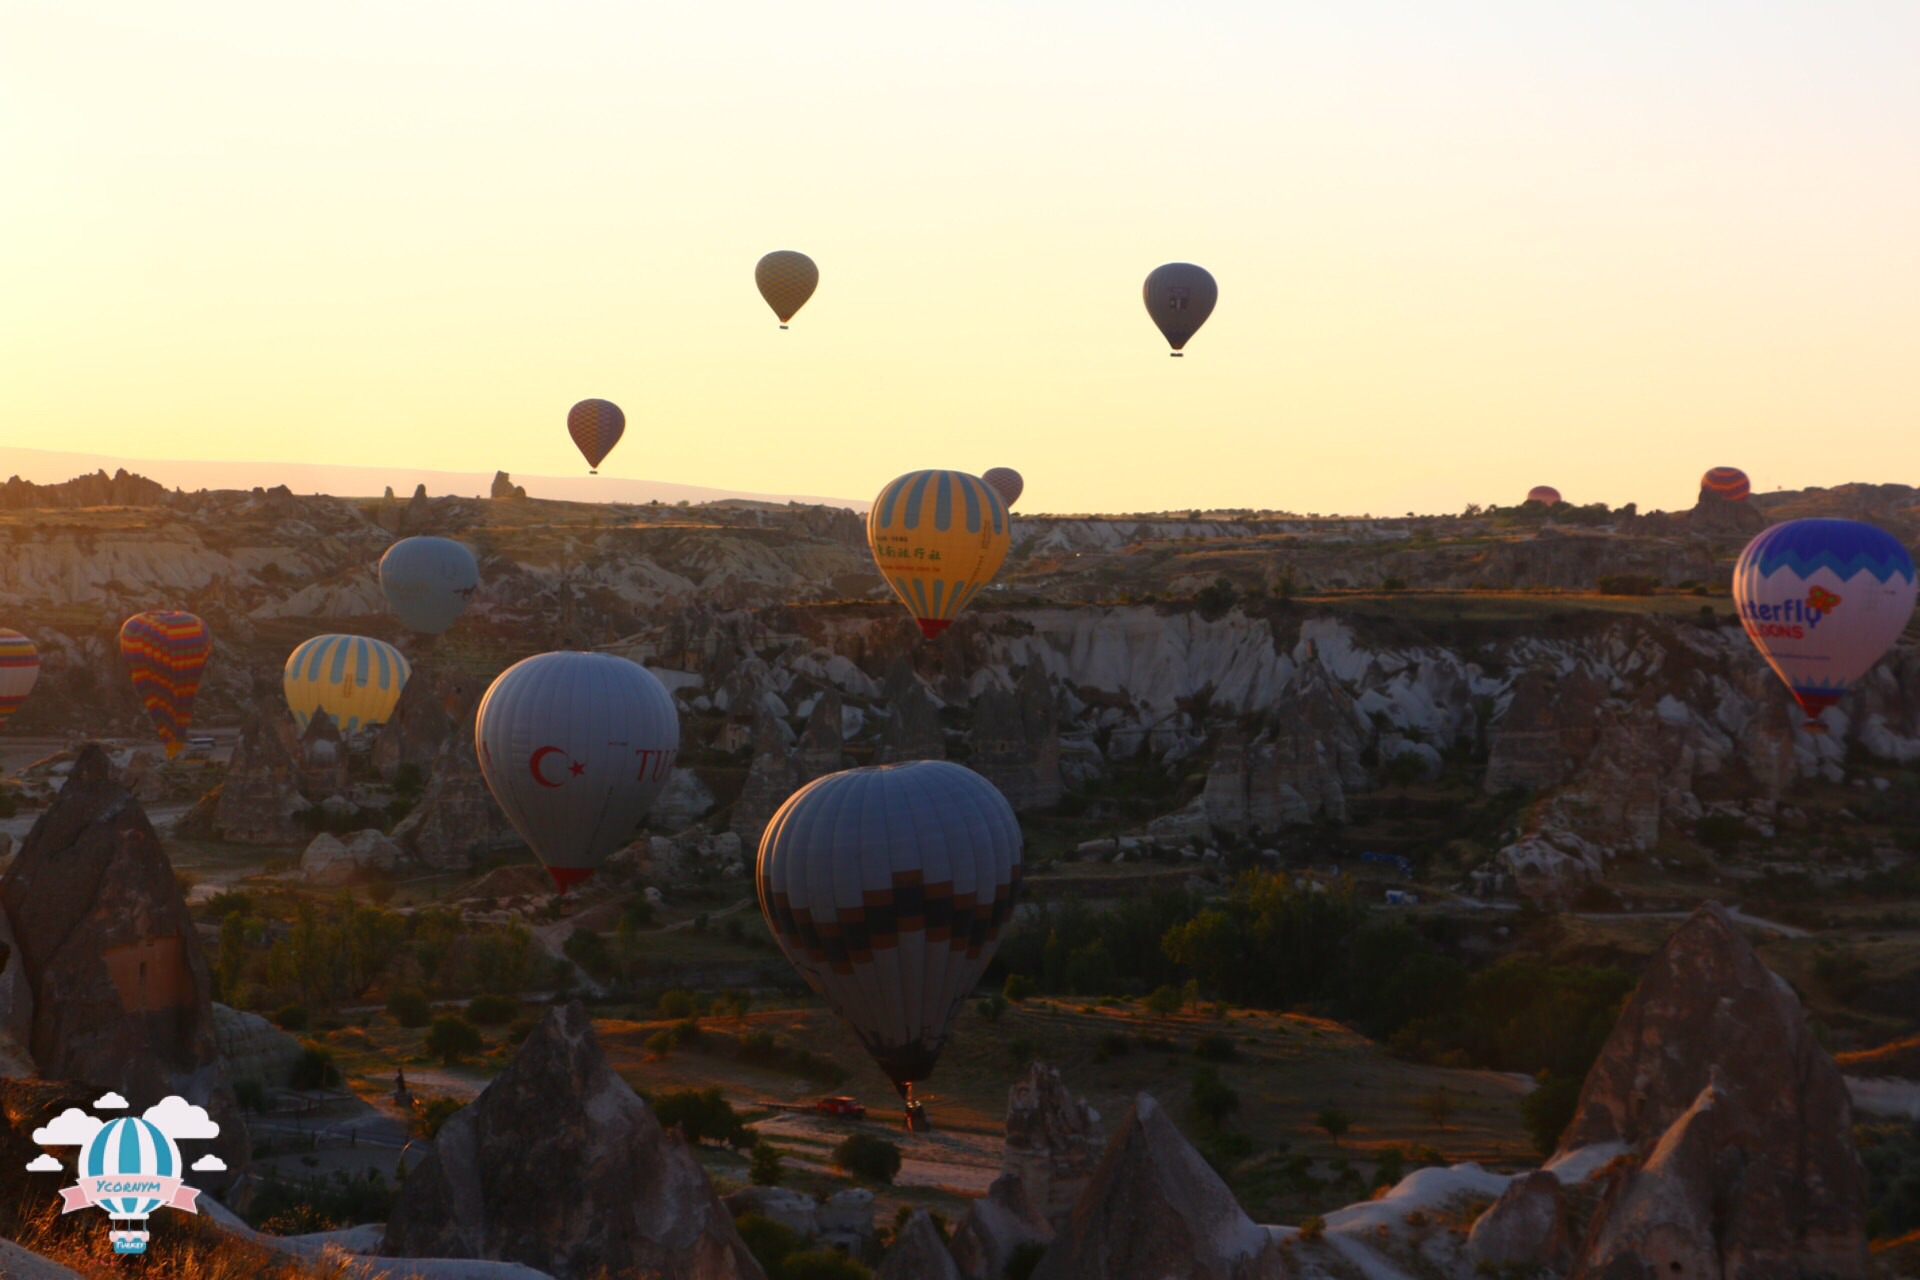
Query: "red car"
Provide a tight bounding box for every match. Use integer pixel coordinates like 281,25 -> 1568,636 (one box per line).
815,1096 -> 866,1119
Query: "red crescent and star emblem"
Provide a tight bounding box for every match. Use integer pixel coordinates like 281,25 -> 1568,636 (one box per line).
529,745 -> 583,788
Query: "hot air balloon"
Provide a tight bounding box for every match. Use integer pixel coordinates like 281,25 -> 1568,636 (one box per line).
475,651 -> 680,892
1526,485 -> 1561,507
80,1115 -> 185,1254
1733,519 -> 1916,730
0,629 -> 39,732
982,467 -> 1024,509
1143,263 -> 1217,356
567,399 -> 625,474
1702,467 -> 1751,501
283,635 -> 411,733
755,251 -> 819,328
119,612 -> 211,758
757,761 -> 1022,1116
867,471 -> 1011,640
379,537 -> 480,635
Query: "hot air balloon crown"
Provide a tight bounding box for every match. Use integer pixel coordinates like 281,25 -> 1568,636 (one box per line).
1742,519 -> 1915,585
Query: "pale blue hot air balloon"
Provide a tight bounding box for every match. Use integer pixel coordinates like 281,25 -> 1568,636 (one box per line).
379,537 -> 480,635
475,652 -> 681,892
756,762 -> 1022,1105
82,1116 -> 182,1253
1733,518 -> 1917,729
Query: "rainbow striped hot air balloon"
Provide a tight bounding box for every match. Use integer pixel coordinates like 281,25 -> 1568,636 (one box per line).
118,612 -> 211,758
283,635 -> 411,734
0,629 -> 40,732
78,1116 -> 186,1253
1702,467 -> 1751,501
1733,519 -> 1916,728
867,471 -> 1011,640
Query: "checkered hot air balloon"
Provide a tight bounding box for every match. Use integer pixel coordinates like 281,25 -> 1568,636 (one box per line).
567,399 -> 625,474
757,762 -> 1022,1107
982,468 -> 1024,509
475,651 -> 681,893
283,635 -> 411,733
0,629 -> 40,732
1143,263 -> 1217,355
118,612 -> 210,758
866,470 -> 1011,641
1733,519 -> 1916,729
755,250 -> 819,328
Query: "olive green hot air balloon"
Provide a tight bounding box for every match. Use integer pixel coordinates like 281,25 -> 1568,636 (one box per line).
755,251 -> 819,328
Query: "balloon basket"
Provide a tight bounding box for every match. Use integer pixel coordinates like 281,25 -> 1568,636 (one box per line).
780,324 -> 789,330
1169,352 -> 1184,358
904,1100 -> 930,1133
1803,721 -> 1829,735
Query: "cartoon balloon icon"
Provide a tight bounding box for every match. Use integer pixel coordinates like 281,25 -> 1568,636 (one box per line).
72,1116 -> 197,1254
1733,518 -> 1917,729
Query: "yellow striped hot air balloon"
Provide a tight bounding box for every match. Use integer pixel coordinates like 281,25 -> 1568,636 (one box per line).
867,471 -> 1010,640
283,635 -> 412,734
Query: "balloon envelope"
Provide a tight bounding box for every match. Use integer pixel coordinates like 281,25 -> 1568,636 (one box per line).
1702,467 -> 1751,501
867,470 -> 1011,640
1142,263 -> 1218,353
475,651 -> 681,892
283,635 -> 411,733
982,467 -> 1024,509
0,629 -> 40,732
757,761 -> 1022,1094
1734,519 -> 1916,723
567,399 -> 625,473
84,1116 -> 181,1223
755,250 -> 819,325
380,537 -> 481,635
1526,485 -> 1561,507
118,612 -> 211,757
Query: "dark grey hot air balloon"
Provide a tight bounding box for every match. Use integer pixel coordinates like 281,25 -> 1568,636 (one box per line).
567,399 -> 625,474
1143,262 -> 1218,356
476,652 -> 681,892
379,536 -> 480,635
757,762 -> 1022,1115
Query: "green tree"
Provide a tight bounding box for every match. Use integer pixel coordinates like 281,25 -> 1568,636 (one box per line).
412,1095 -> 465,1139
653,1087 -> 751,1148
386,989 -> 431,1028
217,912 -> 249,1000
1521,1074 -> 1583,1155
342,904 -> 406,997
833,1132 -> 902,1184
425,1014 -> 483,1065
468,923 -> 536,993
1418,1087 -> 1454,1131
1314,1106 -> 1352,1146
1189,1066 -> 1240,1130
749,1141 -> 784,1187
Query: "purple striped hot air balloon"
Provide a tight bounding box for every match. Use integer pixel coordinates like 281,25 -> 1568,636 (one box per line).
567,399 -> 625,474
475,652 -> 680,893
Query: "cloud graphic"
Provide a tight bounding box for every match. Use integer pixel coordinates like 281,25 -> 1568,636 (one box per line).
25,1154 -> 63,1173
143,1096 -> 220,1140
31,1108 -> 104,1147
191,1154 -> 227,1172
92,1091 -> 129,1110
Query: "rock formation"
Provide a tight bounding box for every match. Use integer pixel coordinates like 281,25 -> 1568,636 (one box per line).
373,666 -> 486,781
793,685 -> 847,781
1202,663 -> 1367,831
969,663 -> 1062,812
1466,1170 -> 1571,1274
1484,667 -> 1605,794
0,468 -> 171,509
729,709 -> 799,846
1001,1062 -> 1106,1228
491,471 -> 527,500
949,1174 -> 1051,1280
298,708 -> 349,798
1,904 -> 35,1077
299,829 -> 401,884
210,706 -> 309,844
878,658 -> 945,763
383,1000 -> 764,1279
211,1002 -> 304,1090
1558,901 -> 1867,1277
877,1210 -> 963,1280
1031,1094 -> 1288,1280
0,745 -> 250,1184
391,734 -> 521,871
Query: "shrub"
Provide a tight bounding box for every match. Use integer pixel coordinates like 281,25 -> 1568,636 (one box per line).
1596,573 -> 1658,596
1092,1032 -> 1132,1064
782,1250 -> 872,1280
291,1045 -> 338,1090
272,1004 -> 310,1032
1192,1033 -> 1237,1062
653,1086 -> 751,1148
245,1166 -> 395,1233
1189,1065 -> 1240,1130
1003,974 -> 1038,1002
891,1205 -> 951,1245
1314,1106 -> 1352,1145
386,989 -> 431,1028
735,1213 -> 800,1276
1298,1215 -> 1327,1242
1144,984 -> 1184,1016
425,1014 -> 484,1064
233,1079 -> 267,1113
977,995 -> 1007,1023
645,1030 -> 675,1056
465,993 -> 518,1026
1418,1088 -> 1455,1131
207,890 -> 253,918
833,1132 -> 903,1184
1521,1073 -> 1582,1155
506,1016 -> 537,1045
750,1141 -> 784,1187
657,989 -> 699,1019
412,1094 -> 465,1139
563,927 -> 614,980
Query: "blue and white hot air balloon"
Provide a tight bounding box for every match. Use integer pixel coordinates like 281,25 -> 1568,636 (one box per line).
1733,518 -> 1917,728
475,651 -> 681,893
81,1117 -> 181,1253
379,537 -> 480,635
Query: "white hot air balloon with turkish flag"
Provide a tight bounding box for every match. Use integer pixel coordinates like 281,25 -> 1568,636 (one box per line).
475,651 -> 681,892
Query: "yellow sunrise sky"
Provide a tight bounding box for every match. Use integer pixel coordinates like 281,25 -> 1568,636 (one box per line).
3,1 -> 1917,515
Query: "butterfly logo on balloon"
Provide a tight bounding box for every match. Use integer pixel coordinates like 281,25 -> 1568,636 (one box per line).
1807,586 -> 1842,616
